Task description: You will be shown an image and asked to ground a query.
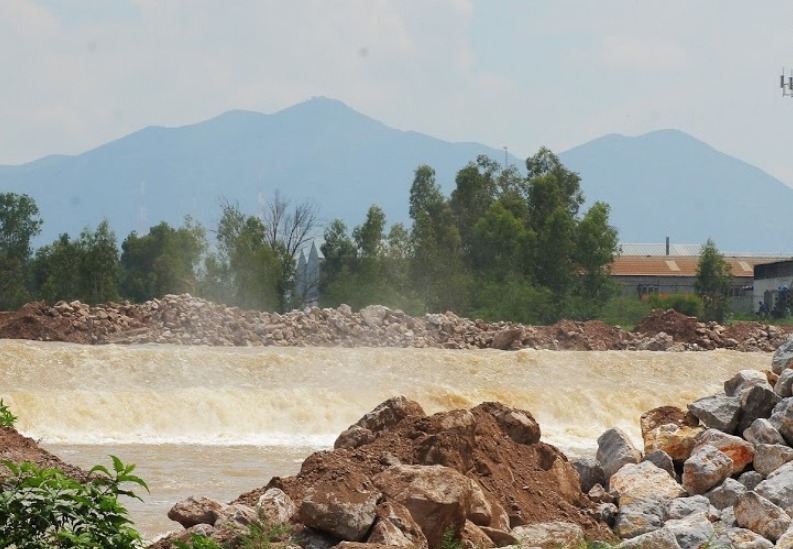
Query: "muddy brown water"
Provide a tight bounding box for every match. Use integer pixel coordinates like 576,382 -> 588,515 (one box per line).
0,340 -> 772,540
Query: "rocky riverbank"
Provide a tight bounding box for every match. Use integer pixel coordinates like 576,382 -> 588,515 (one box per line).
148,337 -> 793,549
0,293 -> 790,351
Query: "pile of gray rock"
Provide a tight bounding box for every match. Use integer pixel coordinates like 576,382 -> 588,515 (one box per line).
18,293 -> 792,351
571,335 -> 793,548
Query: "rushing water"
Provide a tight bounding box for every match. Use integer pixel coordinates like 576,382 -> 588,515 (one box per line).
0,340 -> 774,540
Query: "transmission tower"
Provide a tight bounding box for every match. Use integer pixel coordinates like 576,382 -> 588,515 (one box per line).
781,68 -> 793,97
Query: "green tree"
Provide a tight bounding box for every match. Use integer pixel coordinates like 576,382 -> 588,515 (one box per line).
408,166 -> 469,312
206,202 -> 282,310
0,193 -> 42,309
77,220 -> 120,304
319,219 -> 358,307
573,202 -> 620,316
694,238 -> 732,322
449,155 -> 498,263
120,218 -> 207,302
31,234 -> 82,303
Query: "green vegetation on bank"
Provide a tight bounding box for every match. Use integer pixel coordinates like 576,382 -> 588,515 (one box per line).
0,456 -> 148,548
0,149 -> 751,326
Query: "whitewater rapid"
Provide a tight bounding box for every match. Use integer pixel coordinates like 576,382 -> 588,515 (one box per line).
0,340 -> 773,539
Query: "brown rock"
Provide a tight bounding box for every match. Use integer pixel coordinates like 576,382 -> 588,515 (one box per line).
373,464 -> 473,549
167,496 -> 225,528
367,501 -> 428,549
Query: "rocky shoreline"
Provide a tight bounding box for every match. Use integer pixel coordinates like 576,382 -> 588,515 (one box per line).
0,293 -> 790,352
145,337 -> 793,549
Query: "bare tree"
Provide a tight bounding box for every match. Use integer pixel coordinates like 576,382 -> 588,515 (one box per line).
262,190 -> 320,257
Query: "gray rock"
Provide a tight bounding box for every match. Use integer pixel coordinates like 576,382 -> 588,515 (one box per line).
665,495 -> 718,521
511,521 -> 584,549
739,471 -> 764,491
257,488 -> 297,525
596,427 -> 642,482
719,505 -> 737,527
682,444 -> 734,495
739,384 -> 781,433
772,335 -> 793,375
725,369 -> 771,397
663,512 -> 715,549
776,528 -> 793,549
711,525 -> 774,549
687,393 -> 742,434
588,483 -> 615,504
615,500 -> 665,539
776,369 -> 793,397
643,450 -> 677,480
755,462 -> 793,515
705,478 -> 746,510
615,527 -> 681,549
569,456 -> 605,493
609,461 -> 686,506
753,443 -> 793,477
743,418 -> 786,446
734,491 -> 791,542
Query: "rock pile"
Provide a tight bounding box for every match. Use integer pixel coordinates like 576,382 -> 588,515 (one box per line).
152,334 -> 793,549
566,334 -> 793,548
152,398 -> 612,549
1,294 -> 791,351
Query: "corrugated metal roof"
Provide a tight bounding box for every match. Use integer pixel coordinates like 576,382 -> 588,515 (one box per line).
611,256 -> 785,278
619,243 -> 793,258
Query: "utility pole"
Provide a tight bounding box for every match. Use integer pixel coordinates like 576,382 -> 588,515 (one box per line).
503,146 -> 508,168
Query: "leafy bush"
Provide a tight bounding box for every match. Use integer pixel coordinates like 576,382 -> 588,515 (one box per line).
648,293 -> 702,318
597,295 -> 653,329
0,399 -> 17,428
0,455 -> 148,548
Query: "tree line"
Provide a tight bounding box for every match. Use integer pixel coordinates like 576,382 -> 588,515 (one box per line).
319,148 -> 620,324
0,192 -> 318,313
0,148 -> 741,325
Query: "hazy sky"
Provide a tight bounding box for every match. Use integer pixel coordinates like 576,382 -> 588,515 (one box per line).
3,1 -> 793,184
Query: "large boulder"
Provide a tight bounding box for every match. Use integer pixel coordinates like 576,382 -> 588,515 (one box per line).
335,396 -> 425,449
511,521 -> 584,549
475,402 -> 540,445
704,478 -> 746,510
596,427 -> 642,482
663,512 -> 715,549
755,461 -> 793,515
738,384 -> 781,433
681,444 -> 733,495
753,444 -> 793,477
569,456 -> 605,493
643,423 -> 704,463
299,470 -> 381,541
257,488 -> 296,525
367,501 -> 428,549
372,464 -> 474,549
776,369 -> 793,397
743,418 -> 786,446
616,528 -> 681,549
609,461 -> 686,506
734,491 -> 791,542
725,369 -> 772,397
693,428 -> 754,475
687,394 -> 742,434
168,496 -> 225,528
772,335 -> 793,374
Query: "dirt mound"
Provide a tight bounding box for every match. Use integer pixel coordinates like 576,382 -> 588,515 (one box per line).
0,426 -> 88,482
633,308 -> 700,343
0,302 -> 93,344
234,399 -> 611,541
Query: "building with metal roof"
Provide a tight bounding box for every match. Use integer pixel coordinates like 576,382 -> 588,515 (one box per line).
612,241 -> 790,313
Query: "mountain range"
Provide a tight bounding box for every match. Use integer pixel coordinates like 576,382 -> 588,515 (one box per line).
1,96 -> 792,254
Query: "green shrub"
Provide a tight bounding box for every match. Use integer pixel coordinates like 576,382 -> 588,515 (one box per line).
0,399 -> 17,428
597,295 -> 653,329
648,293 -> 702,318
0,455 -> 148,548
173,533 -> 223,549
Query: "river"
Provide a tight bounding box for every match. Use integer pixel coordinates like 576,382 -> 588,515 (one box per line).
0,340 -> 773,540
